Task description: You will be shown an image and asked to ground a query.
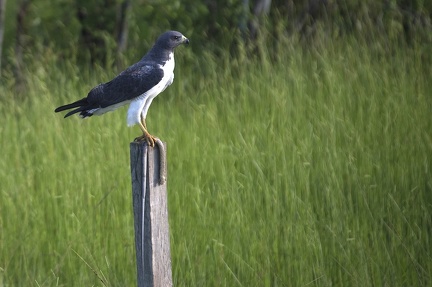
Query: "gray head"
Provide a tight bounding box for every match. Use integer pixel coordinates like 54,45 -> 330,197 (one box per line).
154,31 -> 189,50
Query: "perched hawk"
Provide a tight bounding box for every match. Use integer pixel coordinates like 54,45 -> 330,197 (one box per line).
55,31 -> 189,147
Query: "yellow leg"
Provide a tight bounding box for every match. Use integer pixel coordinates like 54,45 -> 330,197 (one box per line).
134,116 -> 156,147
141,114 -> 147,130
134,115 -> 165,184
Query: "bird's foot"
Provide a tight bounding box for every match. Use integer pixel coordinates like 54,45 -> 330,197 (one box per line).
134,133 -> 157,147
134,135 -> 166,185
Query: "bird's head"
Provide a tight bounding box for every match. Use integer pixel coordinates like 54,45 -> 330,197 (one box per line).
156,31 -> 189,50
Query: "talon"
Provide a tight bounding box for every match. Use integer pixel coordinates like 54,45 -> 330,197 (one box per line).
135,118 -> 157,147
134,135 -> 145,142
146,135 -> 156,147
134,133 -> 157,148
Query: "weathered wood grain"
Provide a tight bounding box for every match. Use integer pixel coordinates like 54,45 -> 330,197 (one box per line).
130,141 -> 172,287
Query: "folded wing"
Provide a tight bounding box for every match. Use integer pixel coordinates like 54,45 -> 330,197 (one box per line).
55,63 -> 164,118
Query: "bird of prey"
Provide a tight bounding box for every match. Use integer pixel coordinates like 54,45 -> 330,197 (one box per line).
55,30 -> 189,147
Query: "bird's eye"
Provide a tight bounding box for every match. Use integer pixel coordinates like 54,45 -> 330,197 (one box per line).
174,36 -> 180,40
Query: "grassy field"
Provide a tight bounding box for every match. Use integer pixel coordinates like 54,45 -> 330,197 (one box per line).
1,38 -> 431,286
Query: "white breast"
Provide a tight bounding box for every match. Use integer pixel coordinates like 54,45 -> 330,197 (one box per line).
127,53 -> 175,126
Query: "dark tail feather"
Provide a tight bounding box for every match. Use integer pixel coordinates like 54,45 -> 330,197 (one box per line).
64,106 -> 90,118
54,98 -> 88,113
55,98 -> 91,118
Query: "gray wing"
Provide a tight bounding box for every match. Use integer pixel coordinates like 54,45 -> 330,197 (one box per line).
87,63 -> 164,108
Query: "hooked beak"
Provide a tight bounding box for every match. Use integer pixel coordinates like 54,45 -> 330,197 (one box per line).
182,36 -> 190,45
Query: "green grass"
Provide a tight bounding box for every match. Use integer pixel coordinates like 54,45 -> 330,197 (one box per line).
1,38 -> 431,286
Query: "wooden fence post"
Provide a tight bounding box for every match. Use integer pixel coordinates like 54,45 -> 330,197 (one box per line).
130,141 -> 172,287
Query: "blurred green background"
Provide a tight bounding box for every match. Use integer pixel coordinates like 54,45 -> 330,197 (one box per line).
0,0 -> 431,286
